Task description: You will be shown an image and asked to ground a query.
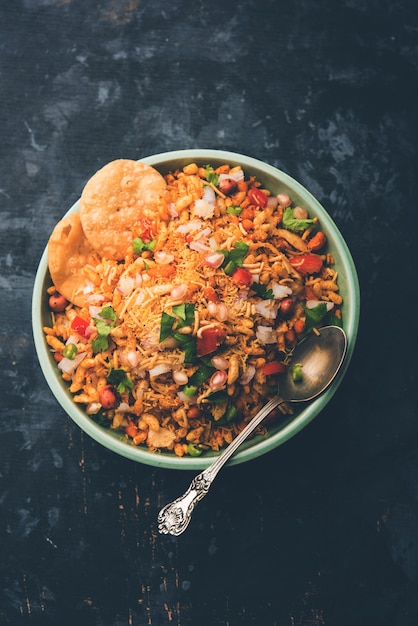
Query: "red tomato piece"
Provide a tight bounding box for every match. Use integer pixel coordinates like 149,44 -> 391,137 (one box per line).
248,187 -> 268,208
289,253 -> 323,275
134,218 -> 153,242
197,327 -> 226,357
70,315 -> 90,337
231,267 -> 252,286
261,361 -> 287,375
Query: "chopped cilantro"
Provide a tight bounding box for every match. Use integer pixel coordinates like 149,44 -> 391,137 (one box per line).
282,207 -> 315,232
219,240 -> 249,275
303,302 -> 328,333
205,165 -> 218,186
159,311 -> 176,342
226,205 -> 242,216
107,367 -> 133,393
250,282 -> 274,300
92,306 -> 117,353
133,237 -> 156,254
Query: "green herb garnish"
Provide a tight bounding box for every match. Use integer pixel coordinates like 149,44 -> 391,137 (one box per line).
133,237 -> 156,254
282,207 -> 315,232
107,367 -> 133,393
92,306 -> 117,353
250,282 -> 274,300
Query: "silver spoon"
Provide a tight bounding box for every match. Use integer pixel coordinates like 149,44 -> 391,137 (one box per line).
158,325 -> 347,536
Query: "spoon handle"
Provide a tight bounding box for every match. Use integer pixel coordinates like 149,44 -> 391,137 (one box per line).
157,395 -> 284,536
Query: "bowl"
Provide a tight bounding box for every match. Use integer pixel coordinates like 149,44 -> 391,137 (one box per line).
32,149 -> 360,469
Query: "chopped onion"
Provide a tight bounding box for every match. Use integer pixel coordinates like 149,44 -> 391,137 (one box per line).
148,363 -> 171,378
172,370 -> 189,385
58,351 -> 87,375
267,196 -> 279,209
271,282 -> 293,299
155,251 -> 175,264
209,370 -> 228,391
147,427 -> 176,448
170,284 -> 188,301
211,355 -> 230,370
255,300 -> 280,319
193,199 -> 215,219
177,220 -> 203,234
240,365 -> 256,385
177,390 -> 197,403
117,275 -> 135,296
306,299 -> 334,311
86,402 -> 101,415
256,325 -> 277,344
204,252 -> 225,268
219,170 -> 244,183
189,239 -> 211,253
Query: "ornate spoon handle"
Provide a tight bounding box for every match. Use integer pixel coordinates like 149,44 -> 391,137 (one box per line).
157,395 -> 284,535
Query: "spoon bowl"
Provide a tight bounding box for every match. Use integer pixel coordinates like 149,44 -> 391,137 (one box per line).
280,325 -> 347,403
158,326 -> 347,535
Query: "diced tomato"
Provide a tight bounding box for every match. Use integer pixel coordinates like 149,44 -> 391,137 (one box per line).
203,286 -> 220,303
289,253 -> 323,275
197,327 -> 226,357
125,421 -> 139,439
248,187 -> 268,208
231,267 -> 252,286
133,218 -> 153,242
71,315 -> 90,337
261,361 -> 287,376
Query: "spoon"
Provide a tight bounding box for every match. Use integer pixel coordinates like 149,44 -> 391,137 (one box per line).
158,325 -> 347,536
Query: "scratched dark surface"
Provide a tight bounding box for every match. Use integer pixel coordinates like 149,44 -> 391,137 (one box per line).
1,0 -> 417,624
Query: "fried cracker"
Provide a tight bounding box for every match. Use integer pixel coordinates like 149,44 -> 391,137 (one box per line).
79,159 -> 168,260
48,212 -> 99,307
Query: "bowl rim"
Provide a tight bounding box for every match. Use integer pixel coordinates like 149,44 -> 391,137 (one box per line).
32,149 -> 360,470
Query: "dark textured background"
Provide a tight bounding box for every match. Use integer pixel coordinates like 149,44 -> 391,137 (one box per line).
1,1 -> 417,624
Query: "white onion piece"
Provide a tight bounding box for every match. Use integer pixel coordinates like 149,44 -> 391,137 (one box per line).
204,251 -> 225,268
306,299 -> 334,311
148,363 -> 171,378
189,239 -> 211,253
255,300 -> 280,319
240,365 -> 256,385
87,293 -> 105,306
209,370 -> 228,391
117,402 -> 131,412
155,251 -> 175,264
172,370 -> 189,385
170,284 -> 188,301
117,274 -> 135,296
271,283 -> 293,299
193,199 -> 215,219
211,355 -> 230,370
276,193 -> 292,207
58,351 -> 87,375
219,170 -> 244,183
256,326 -> 277,344
202,185 -> 216,206
177,220 -> 203,234
86,402 -> 101,415
267,196 -> 279,209
177,390 -> 197,403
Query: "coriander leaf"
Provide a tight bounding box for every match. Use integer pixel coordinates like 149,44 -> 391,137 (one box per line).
282,206 -> 315,232
92,334 -> 109,354
303,302 -> 328,333
226,205 -> 242,215
159,311 -> 176,342
250,282 -> 274,299
92,306 -> 117,353
173,332 -> 197,363
205,165 -> 218,186
219,240 -> 249,275
187,364 -> 215,387
107,368 -> 133,393
133,237 -> 156,254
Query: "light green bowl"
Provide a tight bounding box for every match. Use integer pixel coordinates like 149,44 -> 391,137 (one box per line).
32,149 -> 360,469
